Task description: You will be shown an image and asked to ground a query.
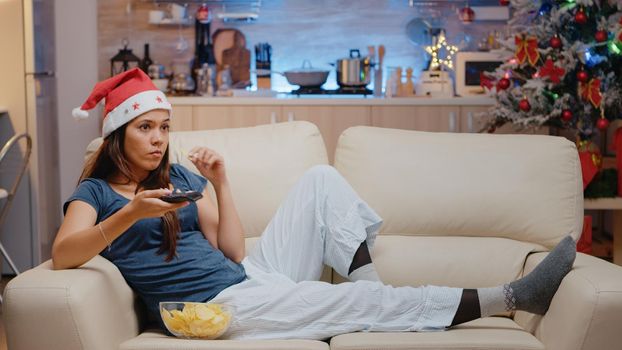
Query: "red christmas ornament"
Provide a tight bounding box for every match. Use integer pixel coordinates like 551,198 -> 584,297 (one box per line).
562,109 -> 573,121
597,117 -> 610,130
519,99 -> 531,112
458,4 -> 476,24
577,70 -> 589,83
499,0 -> 510,5
550,36 -> 562,49
196,3 -> 211,23
595,30 -> 608,43
575,8 -> 588,24
497,78 -> 511,90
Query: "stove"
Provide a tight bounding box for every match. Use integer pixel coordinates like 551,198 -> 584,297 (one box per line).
291,86 -> 373,96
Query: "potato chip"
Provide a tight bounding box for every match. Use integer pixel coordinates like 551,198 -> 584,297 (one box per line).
195,304 -> 216,320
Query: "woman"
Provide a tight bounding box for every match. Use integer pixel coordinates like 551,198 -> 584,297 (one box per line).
53,68 -> 576,340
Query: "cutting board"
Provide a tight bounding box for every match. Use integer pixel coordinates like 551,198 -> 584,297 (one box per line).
221,31 -> 250,86
213,28 -> 246,66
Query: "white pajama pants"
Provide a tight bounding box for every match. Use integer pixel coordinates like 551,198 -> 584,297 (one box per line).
211,165 -> 462,340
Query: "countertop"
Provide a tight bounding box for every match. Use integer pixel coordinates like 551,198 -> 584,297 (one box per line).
167,95 -> 495,106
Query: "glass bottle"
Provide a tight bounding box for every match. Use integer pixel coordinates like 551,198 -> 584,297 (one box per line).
140,43 -> 153,74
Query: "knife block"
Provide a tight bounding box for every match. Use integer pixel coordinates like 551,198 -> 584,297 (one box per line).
256,61 -> 271,89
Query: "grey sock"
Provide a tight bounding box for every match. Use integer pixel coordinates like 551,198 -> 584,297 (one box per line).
348,263 -> 381,282
508,235 -> 576,315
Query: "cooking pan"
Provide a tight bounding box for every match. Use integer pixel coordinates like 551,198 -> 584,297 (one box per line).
256,60 -> 329,87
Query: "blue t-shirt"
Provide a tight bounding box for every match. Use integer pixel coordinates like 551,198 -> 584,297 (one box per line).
63,164 -> 246,322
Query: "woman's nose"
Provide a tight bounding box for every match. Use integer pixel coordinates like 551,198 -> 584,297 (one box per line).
151,130 -> 164,144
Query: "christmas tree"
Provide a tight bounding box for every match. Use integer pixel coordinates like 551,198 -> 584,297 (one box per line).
484,0 -> 622,140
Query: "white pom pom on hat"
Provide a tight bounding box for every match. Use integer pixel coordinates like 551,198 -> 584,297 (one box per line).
72,68 -> 171,138
72,107 -> 89,120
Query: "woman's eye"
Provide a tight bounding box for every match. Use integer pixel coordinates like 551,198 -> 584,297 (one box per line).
140,124 -> 150,131
162,124 -> 170,131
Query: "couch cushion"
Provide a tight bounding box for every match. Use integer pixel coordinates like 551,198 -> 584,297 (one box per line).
329,317 -> 544,350
85,121 -> 329,237
332,236 -> 541,288
119,331 -> 329,350
334,126 -> 583,249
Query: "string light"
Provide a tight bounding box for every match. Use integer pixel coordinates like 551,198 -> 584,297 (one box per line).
424,30 -> 459,70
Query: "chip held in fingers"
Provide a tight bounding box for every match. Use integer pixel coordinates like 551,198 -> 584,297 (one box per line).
160,302 -> 234,339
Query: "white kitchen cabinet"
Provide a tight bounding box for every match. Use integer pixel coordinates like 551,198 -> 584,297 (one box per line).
170,105 -> 193,131
371,106 -> 460,132
281,106 -> 371,164
192,106 -> 280,130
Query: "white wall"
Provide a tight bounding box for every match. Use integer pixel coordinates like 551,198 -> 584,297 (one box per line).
0,0 -> 32,273
55,0 -> 100,208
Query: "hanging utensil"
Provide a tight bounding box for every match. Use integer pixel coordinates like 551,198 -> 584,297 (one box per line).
175,22 -> 189,53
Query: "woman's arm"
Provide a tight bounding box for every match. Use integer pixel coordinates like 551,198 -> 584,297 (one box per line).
52,188 -> 188,270
190,147 -> 245,263
52,201 -> 139,269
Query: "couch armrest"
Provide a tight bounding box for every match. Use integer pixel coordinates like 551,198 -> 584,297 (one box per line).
3,255 -> 140,350
514,252 -> 622,350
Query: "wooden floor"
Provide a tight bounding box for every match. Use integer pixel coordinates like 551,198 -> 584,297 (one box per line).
0,275 -> 13,350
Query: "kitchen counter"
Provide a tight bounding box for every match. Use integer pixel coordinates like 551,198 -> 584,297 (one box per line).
167,95 -> 495,106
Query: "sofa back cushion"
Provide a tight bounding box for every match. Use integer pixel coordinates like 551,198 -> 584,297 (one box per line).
169,121 -> 328,237
85,121 -> 328,238
333,126 -> 583,287
334,126 -> 583,248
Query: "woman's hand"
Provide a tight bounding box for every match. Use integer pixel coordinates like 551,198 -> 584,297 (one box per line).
126,188 -> 189,220
188,147 -> 227,186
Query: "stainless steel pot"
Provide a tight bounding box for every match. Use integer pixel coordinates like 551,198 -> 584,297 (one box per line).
334,49 -> 372,87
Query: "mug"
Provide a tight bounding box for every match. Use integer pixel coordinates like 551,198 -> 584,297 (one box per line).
149,10 -> 164,23
170,4 -> 187,21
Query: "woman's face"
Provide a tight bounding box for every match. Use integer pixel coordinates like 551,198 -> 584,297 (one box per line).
123,109 -> 170,180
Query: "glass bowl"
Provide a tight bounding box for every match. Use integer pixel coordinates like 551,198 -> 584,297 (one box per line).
160,302 -> 235,339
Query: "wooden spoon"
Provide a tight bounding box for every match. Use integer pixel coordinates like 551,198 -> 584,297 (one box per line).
378,45 -> 386,68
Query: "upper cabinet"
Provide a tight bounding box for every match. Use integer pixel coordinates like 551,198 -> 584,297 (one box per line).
142,0 -> 261,22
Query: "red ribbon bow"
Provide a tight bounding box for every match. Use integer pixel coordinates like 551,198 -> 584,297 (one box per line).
538,58 -> 565,84
579,78 -> 602,107
515,35 -> 540,66
480,72 -> 495,90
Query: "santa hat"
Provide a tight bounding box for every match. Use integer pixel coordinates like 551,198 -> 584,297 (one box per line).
73,68 -> 172,138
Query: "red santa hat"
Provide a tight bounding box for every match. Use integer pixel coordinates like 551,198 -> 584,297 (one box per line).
72,68 -> 172,138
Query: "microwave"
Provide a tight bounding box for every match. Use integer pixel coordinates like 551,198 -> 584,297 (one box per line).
455,51 -> 505,97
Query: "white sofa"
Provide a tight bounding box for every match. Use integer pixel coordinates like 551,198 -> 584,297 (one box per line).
4,121 -> 622,350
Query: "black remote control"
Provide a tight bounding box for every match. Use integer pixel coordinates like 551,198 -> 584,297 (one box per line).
160,191 -> 203,203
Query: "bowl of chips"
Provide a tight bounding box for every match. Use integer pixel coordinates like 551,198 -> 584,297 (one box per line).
160,302 -> 235,339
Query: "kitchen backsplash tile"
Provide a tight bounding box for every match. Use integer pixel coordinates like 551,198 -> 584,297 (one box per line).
98,0 -> 507,92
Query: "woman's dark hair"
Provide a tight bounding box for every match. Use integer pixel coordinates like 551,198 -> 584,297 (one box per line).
79,124 -> 180,261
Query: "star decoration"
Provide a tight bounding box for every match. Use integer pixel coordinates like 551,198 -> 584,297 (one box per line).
132,102 -> 140,110
156,96 -> 163,103
424,30 -> 459,70
538,58 -> 565,84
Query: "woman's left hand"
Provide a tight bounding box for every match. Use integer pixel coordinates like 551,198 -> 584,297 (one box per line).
188,147 -> 227,186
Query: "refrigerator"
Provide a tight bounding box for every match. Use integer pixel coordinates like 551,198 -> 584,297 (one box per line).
0,0 -> 61,274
